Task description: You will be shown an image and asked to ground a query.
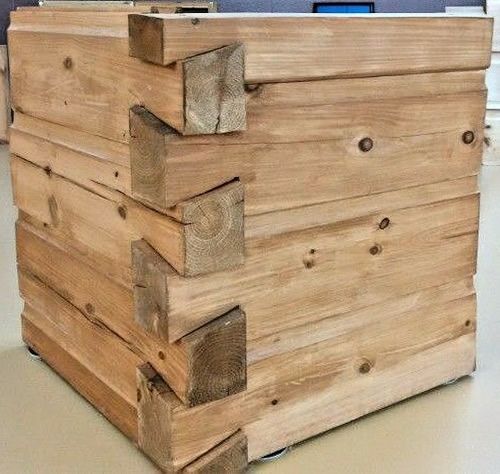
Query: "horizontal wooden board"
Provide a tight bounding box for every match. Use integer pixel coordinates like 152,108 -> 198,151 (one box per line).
8,11 -> 185,141
133,89 -> 484,212
19,272 -> 141,407
21,313 -> 138,441
10,155 -> 189,278
35,1 -> 217,12
16,165 -> 479,343
9,114 -> 479,238
11,155 -> 244,278
128,14 -> 493,82
20,269 -> 475,467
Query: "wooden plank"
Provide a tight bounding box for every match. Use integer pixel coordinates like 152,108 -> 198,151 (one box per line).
132,193 -> 479,342
0,45 -> 10,143
244,333 -> 475,460
8,11 -> 184,140
22,313 -> 138,441
182,431 -> 247,473
131,86 -> 485,212
17,221 -> 247,406
11,155 -> 244,277
128,14 -> 493,82
20,260 -> 475,468
37,1 -> 217,12
19,271 -> 141,407
137,366 -> 246,473
10,117 -> 131,197
10,111 -> 481,237
9,12 -> 243,136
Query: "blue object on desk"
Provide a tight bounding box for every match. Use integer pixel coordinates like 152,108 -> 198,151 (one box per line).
313,3 -> 375,13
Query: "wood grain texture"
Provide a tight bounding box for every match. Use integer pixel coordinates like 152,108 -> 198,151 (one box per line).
181,430 -> 247,473
128,14 -> 493,81
0,46 -> 10,143
17,221 -> 246,406
130,86 -> 485,212
137,363 -> 179,472
182,43 -> 245,135
9,10 -> 185,141
19,271 -> 141,407
20,271 -> 475,468
11,155 -> 242,277
144,194 -> 479,342
36,1 -> 216,12
22,313 -> 138,441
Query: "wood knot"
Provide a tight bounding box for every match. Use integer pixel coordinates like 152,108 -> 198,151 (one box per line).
158,351 -> 165,360
369,244 -> 382,256
136,388 -> 142,402
379,217 -> 390,230
63,57 -> 73,69
117,205 -> 127,219
43,166 -> 52,177
359,361 -> 372,374
359,137 -> 374,153
303,249 -> 316,269
191,18 -> 200,25
462,130 -> 475,145
85,303 -> 95,314
271,399 -> 279,406
245,83 -> 261,93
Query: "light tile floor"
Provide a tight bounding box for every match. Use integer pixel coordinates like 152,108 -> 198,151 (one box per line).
1,145 -> 499,473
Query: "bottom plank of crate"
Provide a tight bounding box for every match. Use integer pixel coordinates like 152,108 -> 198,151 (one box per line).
21,305 -> 476,472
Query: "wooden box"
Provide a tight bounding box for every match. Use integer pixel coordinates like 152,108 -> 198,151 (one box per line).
8,10 -> 492,472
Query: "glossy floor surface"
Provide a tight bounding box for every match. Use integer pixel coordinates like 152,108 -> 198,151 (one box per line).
1,145 -> 499,473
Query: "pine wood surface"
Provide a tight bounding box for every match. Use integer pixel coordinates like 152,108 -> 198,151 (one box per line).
128,14 -> 493,82
8,10 -> 489,472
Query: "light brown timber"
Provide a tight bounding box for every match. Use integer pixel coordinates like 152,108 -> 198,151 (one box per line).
129,87 -> 485,211
124,194 -> 479,342
21,313 -> 138,441
19,273 -> 476,467
0,45 -> 10,143
128,14 -> 493,82
11,155 -> 244,277
17,221 -> 247,406
9,12 -> 243,137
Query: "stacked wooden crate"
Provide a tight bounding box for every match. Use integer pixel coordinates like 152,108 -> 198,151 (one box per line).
8,10 -> 492,472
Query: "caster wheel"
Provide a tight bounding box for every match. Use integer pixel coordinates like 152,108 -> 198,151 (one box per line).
259,446 -> 291,462
443,377 -> 459,386
27,346 -> 41,360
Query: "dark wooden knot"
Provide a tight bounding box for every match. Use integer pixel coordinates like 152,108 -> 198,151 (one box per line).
63,57 -> 73,69
359,137 -> 374,153
462,131 -> 475,145
245,83 -> 261,92
359,361 -> 372,374
191,18 -> 200,25
379,217 -> 390,230
369,244 -> 382,256
117,205 -> 127,220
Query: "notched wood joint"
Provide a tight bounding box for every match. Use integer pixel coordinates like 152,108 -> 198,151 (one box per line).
182,43 -> 246,135
182,306 -> 247,407
137,364 -> 248,472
